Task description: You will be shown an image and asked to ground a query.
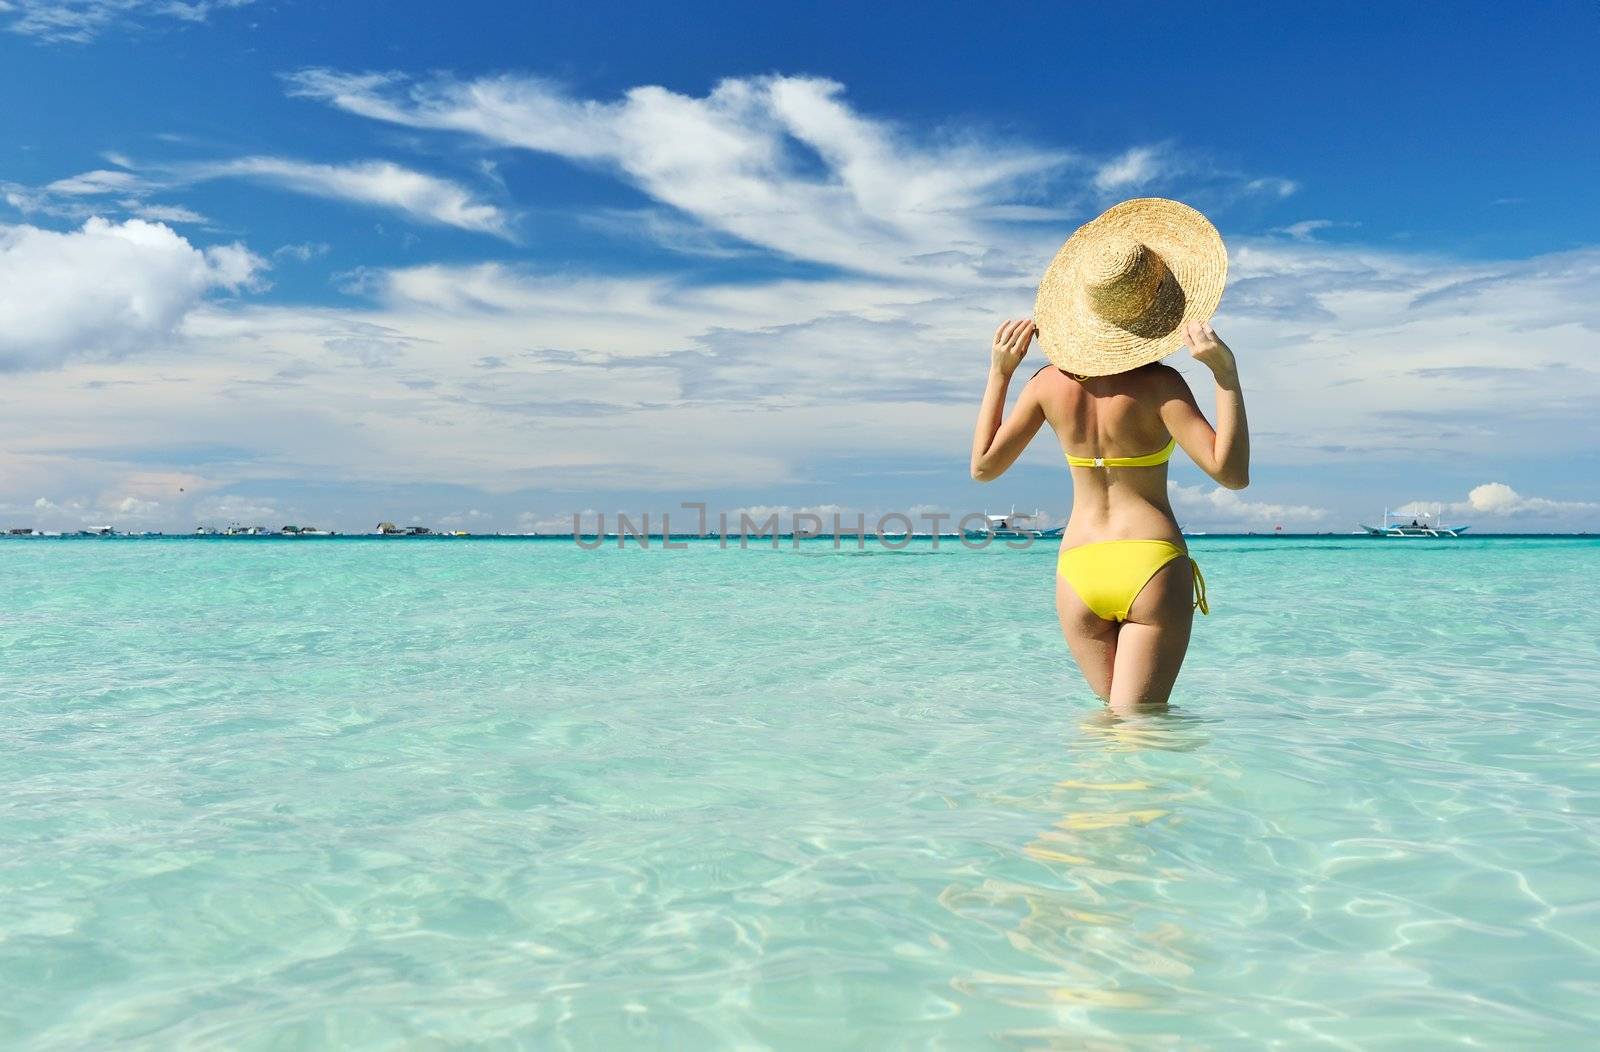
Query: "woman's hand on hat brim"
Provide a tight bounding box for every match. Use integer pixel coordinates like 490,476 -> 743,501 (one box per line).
1184,320 -> 1237,382
991,318 -> 1035,378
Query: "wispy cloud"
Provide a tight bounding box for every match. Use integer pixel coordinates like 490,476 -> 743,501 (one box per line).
286,69 -> 1304,277
1,0 -> 253,43
1093,146 -> 1166,191
5,155 -> 510,238
2,161 -> 190,222
122,200 -> 207,224
272,241 -> 330,262
44,168 -> 144,195
284,69 -> 1071,279
1273,218 -> 1356,242
187,157 -> 513,238
1245,177 -> 1298,198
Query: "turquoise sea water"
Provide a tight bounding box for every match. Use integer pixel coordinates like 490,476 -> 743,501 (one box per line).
3,536 -> 1598,1049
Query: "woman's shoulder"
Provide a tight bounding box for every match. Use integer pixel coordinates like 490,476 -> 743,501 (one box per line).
1132,362 -> 1190,396
1022,363 -> 1072,399
1134,361 -> 1182,381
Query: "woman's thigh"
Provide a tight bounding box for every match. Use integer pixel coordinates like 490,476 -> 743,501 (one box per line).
1056,572 -> 1118,700
1107,557 -> 1196,711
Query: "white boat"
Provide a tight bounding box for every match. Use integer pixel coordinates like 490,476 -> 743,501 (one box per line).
1359,508 -> 1470,538
965,506 -> 1065,541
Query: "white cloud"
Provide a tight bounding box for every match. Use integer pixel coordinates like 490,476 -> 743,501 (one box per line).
110,495 -> 162,519
31,495 -> 86,519
1,0 -> 252,43
1168,480 -> 1326,527
0,217 -> 265,370
190,157 -> 512,238
4,165 -> 190,223
285,69 -> 1070,279
577,208 -> 756,259
45,169 -> 144,195
1400,483 -> 1598,520
126,202 -> 207,224
16,483 -> 190,527
1093,146 -> 1165,191
273,241 -> 331,262
1275,219 -> 1339,241
8,155 -> 500,237
1245,177 -> 1298,198
284,69 -> 1307,280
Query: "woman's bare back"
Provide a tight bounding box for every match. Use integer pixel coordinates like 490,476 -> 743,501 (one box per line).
1031,363 -> 1186,547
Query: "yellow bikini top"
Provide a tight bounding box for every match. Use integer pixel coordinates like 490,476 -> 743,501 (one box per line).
1065,437 -> 1176,469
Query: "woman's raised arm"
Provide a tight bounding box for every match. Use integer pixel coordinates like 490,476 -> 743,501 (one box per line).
970,319 -> 1045,482
1158,320 -> 1250,490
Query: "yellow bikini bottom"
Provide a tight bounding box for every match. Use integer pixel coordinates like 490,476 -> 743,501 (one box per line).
1057,539 -> 1209,623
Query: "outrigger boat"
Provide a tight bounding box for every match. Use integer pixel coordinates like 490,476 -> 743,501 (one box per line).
966,506 -> 1065,541
1358,508 -> 1470,538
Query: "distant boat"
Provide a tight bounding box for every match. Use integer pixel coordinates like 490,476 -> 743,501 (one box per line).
1359,508 -> 1470,538
965,507 -> 1065,541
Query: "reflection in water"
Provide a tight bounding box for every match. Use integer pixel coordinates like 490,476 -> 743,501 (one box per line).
1078,706 -> 1213,753
942,708 -> 1214,1043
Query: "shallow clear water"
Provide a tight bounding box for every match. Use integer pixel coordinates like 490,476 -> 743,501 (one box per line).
3,536 -> 1598,1049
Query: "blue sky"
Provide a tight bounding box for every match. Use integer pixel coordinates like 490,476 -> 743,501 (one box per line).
2,0 -> 1597,532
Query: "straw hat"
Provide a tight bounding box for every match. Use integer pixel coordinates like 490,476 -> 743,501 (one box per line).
1034,198 -> 1227,377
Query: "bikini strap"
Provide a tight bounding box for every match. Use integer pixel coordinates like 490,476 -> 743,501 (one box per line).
1065,437 -> 1177,469
1191,559 -> 1209,615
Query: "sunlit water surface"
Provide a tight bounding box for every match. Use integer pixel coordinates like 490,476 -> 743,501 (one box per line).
3,536 -> 1598,1049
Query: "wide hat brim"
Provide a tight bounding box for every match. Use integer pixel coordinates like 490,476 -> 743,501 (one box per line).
1034,198 -> 1227,377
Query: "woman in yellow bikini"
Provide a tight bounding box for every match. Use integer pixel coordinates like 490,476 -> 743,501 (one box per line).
969,199 -> 1250,710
